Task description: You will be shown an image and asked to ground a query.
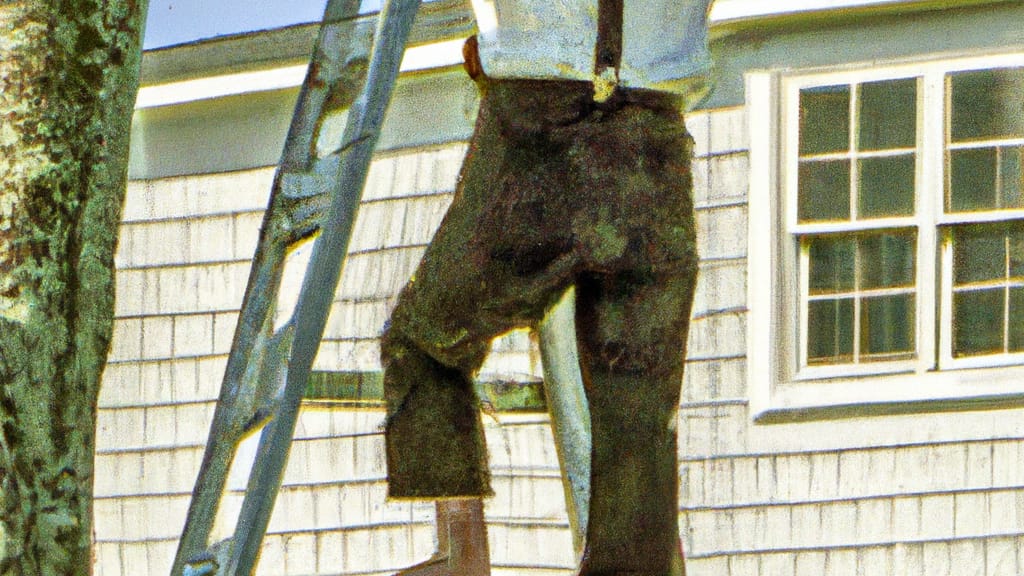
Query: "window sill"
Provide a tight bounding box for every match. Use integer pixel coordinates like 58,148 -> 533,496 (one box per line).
752,363 -> 1024,424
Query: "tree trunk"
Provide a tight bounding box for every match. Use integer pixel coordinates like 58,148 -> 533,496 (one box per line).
0,1 -> 146,574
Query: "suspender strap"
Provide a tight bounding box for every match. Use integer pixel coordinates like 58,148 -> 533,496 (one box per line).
594,0 -> 624,77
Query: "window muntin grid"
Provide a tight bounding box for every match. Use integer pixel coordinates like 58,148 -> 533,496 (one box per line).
804,232 -> 917,365
950,224 -> 1024,357
795,76 -> 920,371
941,65 -> 1024,367
787,59 -> 1024,377
946,67 -> 1024,213
797,79 -> 918,224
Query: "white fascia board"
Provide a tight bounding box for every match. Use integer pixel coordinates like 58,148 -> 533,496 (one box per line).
400,38 -> 465,71
135,64 -> 309,108
135,38 -> 465,109
708,0 -> 933,23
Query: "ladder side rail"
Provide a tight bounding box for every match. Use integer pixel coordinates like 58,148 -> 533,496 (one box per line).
224,1 -> 423,573
278,5 -> 374,173
537,288 -> 591,560
171,2 -> 366,573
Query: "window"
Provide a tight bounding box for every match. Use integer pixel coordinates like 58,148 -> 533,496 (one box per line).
944,67 -> 1024,365
747,53 -> 1024,418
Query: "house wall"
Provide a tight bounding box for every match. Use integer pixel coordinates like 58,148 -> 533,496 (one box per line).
679,106 -> 1024,576
94,2 -> 1024,575
679,2 -> 1024,575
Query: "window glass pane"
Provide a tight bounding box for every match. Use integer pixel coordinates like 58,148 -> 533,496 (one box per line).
953,228 -> 1005,285
1001,146 -> 1023,209
1010,227 -> 1024,278
953,288 -> 1004,356
860,293 -> 914,358
1009,287 -> 1024,352
949,148 -> 997,212
950,67 -> 1024,142
861,232 -> 915,289
808,236 -> 856,293
859,78 -> 917,150
800,85 -> 850,155
807,298 -> 854,363
859,155 -> 915,218
799,160 -> 851,222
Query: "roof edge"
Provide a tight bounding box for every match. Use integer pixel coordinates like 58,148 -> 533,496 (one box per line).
141,0 -> 474,85
141,0 -> 1012,85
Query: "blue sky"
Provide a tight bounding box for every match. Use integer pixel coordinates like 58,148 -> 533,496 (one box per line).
143,0 -> 385,49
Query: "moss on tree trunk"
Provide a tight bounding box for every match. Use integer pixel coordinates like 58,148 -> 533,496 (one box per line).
0,1 -> 146,573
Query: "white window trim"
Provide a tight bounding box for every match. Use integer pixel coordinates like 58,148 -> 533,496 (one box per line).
747,50 -> 1024,421
710,0 -> 953,24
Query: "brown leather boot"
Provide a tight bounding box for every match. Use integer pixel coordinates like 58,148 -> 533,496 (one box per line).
394,499 -> 491,576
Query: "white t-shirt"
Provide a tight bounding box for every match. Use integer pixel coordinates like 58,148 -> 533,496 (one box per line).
469,0 -> 712,104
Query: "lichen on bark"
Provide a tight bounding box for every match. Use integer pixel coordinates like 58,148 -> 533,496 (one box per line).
0,1 -> 147,574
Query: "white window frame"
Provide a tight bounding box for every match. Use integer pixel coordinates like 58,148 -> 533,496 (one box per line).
747,50 -> 1024,420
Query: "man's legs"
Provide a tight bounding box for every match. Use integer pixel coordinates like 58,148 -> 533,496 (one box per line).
546,85 -> 696,575
383,77 -> 587,501
380,123 -> 501,501
383,77 -> 590,576
384,75 -> 698,573
574,266 -> 697,575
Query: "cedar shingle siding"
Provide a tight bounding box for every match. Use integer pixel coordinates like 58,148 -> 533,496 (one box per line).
95,2 -> 1024,573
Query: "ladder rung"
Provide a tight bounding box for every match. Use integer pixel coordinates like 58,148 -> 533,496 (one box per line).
280,153 -> 341,200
